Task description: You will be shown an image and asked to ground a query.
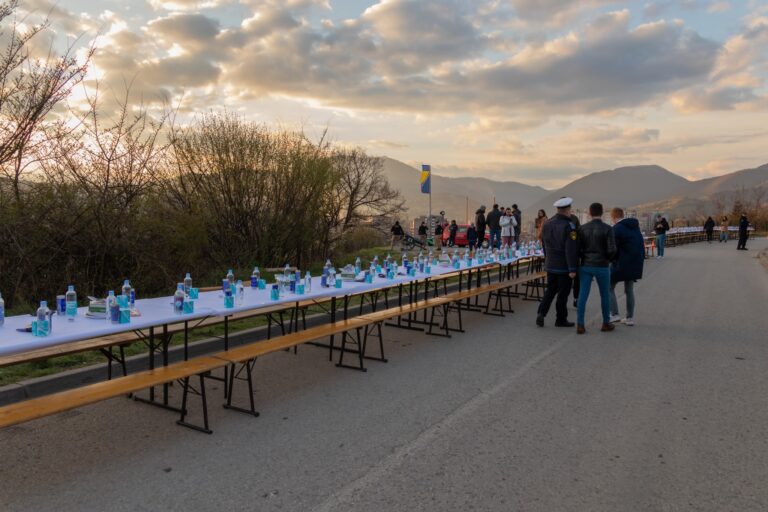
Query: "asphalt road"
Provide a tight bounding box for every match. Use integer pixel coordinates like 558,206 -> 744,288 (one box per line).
2,239 -> 767,512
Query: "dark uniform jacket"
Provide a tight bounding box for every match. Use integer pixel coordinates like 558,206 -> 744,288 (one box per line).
541,213 -> 579,274
578,219 -> 617,267
418,224 -> 428,236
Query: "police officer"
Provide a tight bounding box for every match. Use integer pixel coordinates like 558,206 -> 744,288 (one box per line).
537,197 -> 579,327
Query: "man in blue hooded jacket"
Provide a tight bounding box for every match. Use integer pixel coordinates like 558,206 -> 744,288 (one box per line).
608,207 -> 644,326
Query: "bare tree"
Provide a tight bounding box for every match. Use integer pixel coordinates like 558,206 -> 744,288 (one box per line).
0,0 -> 92,199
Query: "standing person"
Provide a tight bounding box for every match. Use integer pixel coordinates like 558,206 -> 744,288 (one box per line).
417,221 -> 428,246
536,197 -> 579,328
467,223 -> 478,250
576,203 -> 617,334
719,216 -> 729,243
501,208 -> 516,247
475,206 -> 487,248
486,204 -> 502,249
535,209 -> 548,242
390,221 -> 404,250
608,208 -> 644,326
511,204 -> 522,246
569,212 -> 581,308
737,213 -> 750,250
704,216 -> 715,243
654,215 -> 670,259
435,222 -> 444,251
448,220 -> 458,247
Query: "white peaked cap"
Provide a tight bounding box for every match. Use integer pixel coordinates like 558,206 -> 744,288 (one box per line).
553,197 -> 573,208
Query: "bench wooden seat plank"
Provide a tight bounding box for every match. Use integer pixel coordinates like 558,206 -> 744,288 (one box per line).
0,356 -> 226,429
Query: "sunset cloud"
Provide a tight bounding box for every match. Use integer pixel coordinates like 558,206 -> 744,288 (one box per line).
15,0 -> 768,187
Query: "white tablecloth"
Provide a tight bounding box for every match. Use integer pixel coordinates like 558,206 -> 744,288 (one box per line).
0,255 -> 541,358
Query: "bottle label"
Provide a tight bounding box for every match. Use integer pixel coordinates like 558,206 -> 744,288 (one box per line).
174,297 -> 184,312
251,277 -> 258,288
110,304 -> 120,323
66,302 -> 77,317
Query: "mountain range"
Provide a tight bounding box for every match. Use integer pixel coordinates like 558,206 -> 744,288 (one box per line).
381,157 -> 768,223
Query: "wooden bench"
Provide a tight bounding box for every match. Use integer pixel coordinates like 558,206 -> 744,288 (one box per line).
0,356 -> 227,431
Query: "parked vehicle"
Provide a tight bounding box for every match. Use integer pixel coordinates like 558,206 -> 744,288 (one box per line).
442,224 -> 490,247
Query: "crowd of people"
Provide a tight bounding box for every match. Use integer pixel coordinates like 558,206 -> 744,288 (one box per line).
535,197 -> 754,334
703,214 -> 751,249
535,197 -> 645,334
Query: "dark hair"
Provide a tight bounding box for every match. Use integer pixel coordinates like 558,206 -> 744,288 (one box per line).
589,203 -> 603,217
538,209 -> 546,217
512,204 -> 518,209
611,207 -> 624,219
493,204 -> 498,209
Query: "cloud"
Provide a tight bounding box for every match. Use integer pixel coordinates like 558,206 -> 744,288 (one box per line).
465,19 -> 719,115
147,13 -> 221,44
510,0 -> 620,26
363,139 -> 410,150
670,14 -> 768,112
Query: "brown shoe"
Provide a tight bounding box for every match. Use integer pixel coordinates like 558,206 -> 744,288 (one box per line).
601,323 -> 615,332
577,325 -> 586,335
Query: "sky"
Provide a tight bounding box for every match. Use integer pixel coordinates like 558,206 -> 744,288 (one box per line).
16,0 -> 768,189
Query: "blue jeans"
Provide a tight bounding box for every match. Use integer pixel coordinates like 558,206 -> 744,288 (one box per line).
610,280 -> 635,319
489,228 -> 502,249
656,233 -> 666,257
577,266 -> 611,325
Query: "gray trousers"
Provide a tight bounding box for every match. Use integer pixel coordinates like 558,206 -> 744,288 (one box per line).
609,280 -> 635,318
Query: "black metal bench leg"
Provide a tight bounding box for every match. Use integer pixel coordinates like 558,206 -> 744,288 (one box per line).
176,375 -> 213,434
223,360 -> 260,417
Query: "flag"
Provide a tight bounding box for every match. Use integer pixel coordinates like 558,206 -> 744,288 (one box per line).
420,164 -> 431,194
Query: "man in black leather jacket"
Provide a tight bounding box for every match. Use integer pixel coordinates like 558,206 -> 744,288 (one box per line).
576,203 -> 617,334
536,197 -> 579,328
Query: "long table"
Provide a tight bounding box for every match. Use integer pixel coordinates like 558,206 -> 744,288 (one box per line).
0,254 -> 543,361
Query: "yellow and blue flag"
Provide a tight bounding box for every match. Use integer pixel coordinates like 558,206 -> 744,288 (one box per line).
420,164 -> 431,194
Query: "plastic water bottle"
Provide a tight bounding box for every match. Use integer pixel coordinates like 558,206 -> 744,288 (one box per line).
65,285 -> 77,321
105,291 -> 117,323
121,279 -> 131,300
226,269 -> 235,287
236,280 -> 244,305
0,291 -> 5,327
373,255 -> 379,267
251,266 -> 260,288
36,301 -> 50,336
174,283 -> 185,314
283,264 -> 292,293
354,257 -> 361,274
184,273 -> 192,295
322,259 -> 332,287
304,271 -> 312,293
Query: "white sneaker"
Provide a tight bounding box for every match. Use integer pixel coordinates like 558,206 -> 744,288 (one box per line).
623,318 -> 635,326
609,314 -> 621,323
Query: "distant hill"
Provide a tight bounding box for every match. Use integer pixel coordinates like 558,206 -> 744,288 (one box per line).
528,165 -> 690,215
381,157 -> 548,222
685,163 -> 768,198
382,157 -> 768,227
